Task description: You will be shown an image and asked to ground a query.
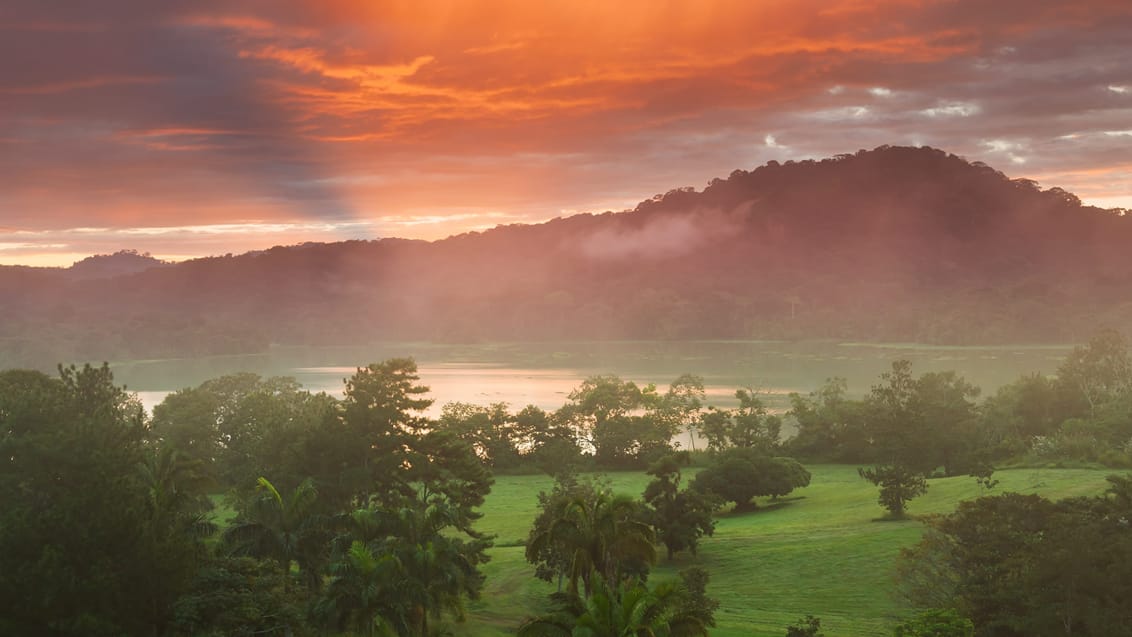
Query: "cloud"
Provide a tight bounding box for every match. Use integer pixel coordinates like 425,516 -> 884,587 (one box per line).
0,0 -> 1130,265
578,205 -> 749,261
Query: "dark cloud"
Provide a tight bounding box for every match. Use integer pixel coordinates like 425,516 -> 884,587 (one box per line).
0,0 -> 1129,264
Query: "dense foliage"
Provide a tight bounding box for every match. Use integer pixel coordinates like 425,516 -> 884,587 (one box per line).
0,365 -> 201,636
897,479 -> 1132,636
0,359 -> 494,637
4,332 -> 1132,634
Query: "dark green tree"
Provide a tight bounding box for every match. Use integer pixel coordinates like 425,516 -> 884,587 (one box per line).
169,556 -> 310,637
642,452 -> 718,559
858,361 -> 979,517
318,502 -> 491,637
520,405 -> 585,474
787,378 -> 870,462
437,401 -> 524,469
405,428 -> 495,537
150,373 -> 334,494
700,388 -> 783,452
557,375 -> 672,468
517,572 -> 713,637
899,484 -> 1132,636
690,447 -> 811,512
526,479 -> 656,597
0,364 -> 198,637
858,465 -> 928,519
340,358 -> 433,506
979,373 -> 1075,457
222,477 -> 331,592
785,615 -> 825,637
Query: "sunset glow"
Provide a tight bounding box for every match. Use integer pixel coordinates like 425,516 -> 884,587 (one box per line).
3,0 -> 1131,265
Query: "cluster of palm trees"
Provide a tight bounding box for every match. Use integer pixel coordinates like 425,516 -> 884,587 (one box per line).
222,477 -> 489,637
522,480 -> 716,637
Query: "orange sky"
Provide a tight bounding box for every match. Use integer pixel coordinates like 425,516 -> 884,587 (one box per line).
2,0 -> 1131,266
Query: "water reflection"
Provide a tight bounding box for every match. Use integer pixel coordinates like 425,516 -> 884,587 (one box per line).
119,341 -> 1072,417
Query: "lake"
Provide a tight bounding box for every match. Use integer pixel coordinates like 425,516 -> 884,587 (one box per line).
112,340 -> 1075,417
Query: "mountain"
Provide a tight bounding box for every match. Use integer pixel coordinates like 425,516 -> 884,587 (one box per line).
2,145 -> 1130,368
66,250 -> 168,280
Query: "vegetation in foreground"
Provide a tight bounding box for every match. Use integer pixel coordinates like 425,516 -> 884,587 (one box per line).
1,329 -> 1131,635
460,465 -> 1117,637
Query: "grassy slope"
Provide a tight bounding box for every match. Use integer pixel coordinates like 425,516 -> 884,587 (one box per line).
455,465 -> 1115,637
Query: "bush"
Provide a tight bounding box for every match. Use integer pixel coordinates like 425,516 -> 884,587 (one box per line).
893,609 -> 974,637
691,448 -> 811,511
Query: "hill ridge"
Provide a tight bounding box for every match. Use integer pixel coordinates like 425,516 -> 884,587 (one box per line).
2,145 -> 1129,368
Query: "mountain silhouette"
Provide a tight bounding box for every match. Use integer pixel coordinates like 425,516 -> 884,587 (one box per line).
2,146 -> 1129,368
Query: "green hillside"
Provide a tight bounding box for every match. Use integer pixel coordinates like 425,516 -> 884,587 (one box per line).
455,465 -> 1114,637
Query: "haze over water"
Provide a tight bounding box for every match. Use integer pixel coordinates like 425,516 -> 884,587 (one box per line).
118,340 -> 1073,417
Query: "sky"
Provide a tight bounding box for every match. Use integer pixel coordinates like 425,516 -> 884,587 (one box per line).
2,0 -> 1131,267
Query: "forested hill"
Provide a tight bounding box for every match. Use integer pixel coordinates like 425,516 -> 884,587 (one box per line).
3,145 -> 1131,367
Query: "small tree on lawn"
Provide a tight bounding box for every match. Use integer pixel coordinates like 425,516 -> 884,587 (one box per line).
690,448 -> 811,512
642,452 -> 718,560
785,614 -> 825,637
858,465 -> 927,519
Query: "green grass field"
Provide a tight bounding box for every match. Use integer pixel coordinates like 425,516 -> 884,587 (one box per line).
452,465 -> 1116,637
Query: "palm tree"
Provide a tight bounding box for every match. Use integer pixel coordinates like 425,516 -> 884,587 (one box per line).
518,575 -> 710,637
222,476 -> 329,591
315,540 -> 402,637
528,488 -> 657,597
320,501 -> 490,637
135,447 -> 216,634
138,446 -> 215,537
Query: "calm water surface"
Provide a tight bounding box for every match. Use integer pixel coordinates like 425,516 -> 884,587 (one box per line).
114,341 -> 1074,416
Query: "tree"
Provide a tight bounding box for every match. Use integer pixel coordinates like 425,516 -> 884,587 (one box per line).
169,556 -> 310,637
557,375 -> 672,467
1057,329 -> 1132,418
437,401 -> 524,469
893,527 -> 961,610
316,541 -> 401,637
134,447 -> 217,633
319,502 -> 491,637
223,477 -> 330,592
785,615 -> 825,637
899,486 -> 1132,636
405,428 -> 495,537
642,452 -> 718,559
857,465 -> 927,519
149,373 -> 331,493
340,358 -> 433,506
788,378 -> 872,461
526,478 -> 656,597
980,373 -> 1075,456
700,388 -> 783,452
0,364 -> 190,636
660,373 -> 707,452
517,571 -> 714,637
858,361 -> 980,517
520,405 -> 584,474
690,448 -> 811,512
908,371 -> 981,476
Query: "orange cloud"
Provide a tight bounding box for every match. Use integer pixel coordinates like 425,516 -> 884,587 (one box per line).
1,0 -> 1129,265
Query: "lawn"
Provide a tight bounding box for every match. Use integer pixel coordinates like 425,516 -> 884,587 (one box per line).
454,465 -> 1116,637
